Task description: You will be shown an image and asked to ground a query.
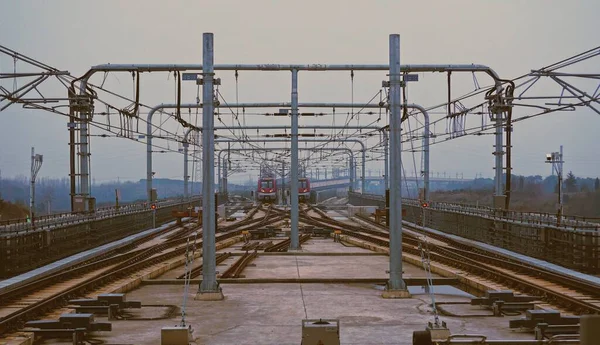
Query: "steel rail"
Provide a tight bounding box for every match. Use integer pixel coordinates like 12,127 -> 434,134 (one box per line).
0,227 -> 243,334
220,251 -> 258,279
177,252 -> 232,280
353,213 -> 600,298
0,219 -> 195,303
316,212 -> 600,314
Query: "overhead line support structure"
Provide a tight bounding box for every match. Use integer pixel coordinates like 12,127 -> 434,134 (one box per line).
76,36 -> 505,299
146,101 -> 382,203
215,147 -> 355,196
183,127 -> 200,201
197,33 -> 221,299
215,138 -> 366,194
80,67 -> 502,208
385,34 -> 409,297
382,103 -> 430,203
290,69 -> 300,250
145,102 -> 384,204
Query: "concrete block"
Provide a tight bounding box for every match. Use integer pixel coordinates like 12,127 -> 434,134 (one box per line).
161,326 -> 191,345
194,290 -> 224,301
302,319 -> 340,345
381,289 -> 411,299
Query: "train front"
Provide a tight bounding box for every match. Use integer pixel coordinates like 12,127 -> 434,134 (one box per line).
257,177 -> 277,202
298,178 -> 310,201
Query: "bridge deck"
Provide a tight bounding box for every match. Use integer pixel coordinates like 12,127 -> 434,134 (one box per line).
404,220 -> 600,287
0,219 -> 181,295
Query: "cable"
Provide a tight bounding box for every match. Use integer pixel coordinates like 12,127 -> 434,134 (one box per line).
294,255 -> 309,319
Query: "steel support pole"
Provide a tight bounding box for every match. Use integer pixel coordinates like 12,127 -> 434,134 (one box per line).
217,151 -> 222,194
290,69 -> 300,250
361,149 -> 366,193
281,161 -> 285,205
223,156 -> 228,195
423,112 -> 430,202
349,156 -> 354,192
402,103 -> 431,202
383,131 -> 389,190
68,89 -> 76,212
494,114 -> 504,204
78,82 -> 90,209
146,107 -> 159,203
30,147 -> 35,223
558,145 -> 564,224
222,156 -> 226,194
386,34 -> 407,294
225,144 -> 230,195
199,33 -> 220,296
183,128 -> 193,200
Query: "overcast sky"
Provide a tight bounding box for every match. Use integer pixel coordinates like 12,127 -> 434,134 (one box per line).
0,0 -> 599,185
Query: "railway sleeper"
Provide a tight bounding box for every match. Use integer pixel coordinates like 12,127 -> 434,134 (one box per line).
25,313 -> 111,332
471,290 -> 540,306
71,305 -> 118,319
534,323 -> 580,340
509,309 -> 579,329
28,328 -> 87,344
69,293 -> 141,310
491,301 -> 537,316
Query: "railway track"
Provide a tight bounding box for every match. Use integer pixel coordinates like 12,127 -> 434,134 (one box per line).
0,220 -> 194,304
176,252 -> 232,280
303,209 -> 600,315
264,234 -> 312,252
0,221 -> 209,334
0,204 -> 280,334
220,251 -> 258,278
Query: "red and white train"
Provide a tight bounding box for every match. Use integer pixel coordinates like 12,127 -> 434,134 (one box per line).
256,177 -> 313,203
298,177 -> 311,201
257,177 -> 277,202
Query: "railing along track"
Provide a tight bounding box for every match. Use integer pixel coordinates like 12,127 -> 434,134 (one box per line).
305,210 -> 600,314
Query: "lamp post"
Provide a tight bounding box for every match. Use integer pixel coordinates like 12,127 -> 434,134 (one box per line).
545,145 -> 564,226
30,147 -> 43,228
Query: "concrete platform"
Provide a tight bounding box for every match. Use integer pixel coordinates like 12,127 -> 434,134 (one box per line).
85,236 -> 534,345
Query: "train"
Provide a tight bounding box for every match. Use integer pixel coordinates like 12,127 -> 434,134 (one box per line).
256,177 -> 312,203
256,176 -> 277,202
298,177 -> 311,201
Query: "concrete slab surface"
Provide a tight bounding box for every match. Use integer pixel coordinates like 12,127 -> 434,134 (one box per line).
80,236 -> 534,345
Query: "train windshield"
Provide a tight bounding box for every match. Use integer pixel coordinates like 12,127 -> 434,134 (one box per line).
299,179 -> 308,189
261,180 -> 274,189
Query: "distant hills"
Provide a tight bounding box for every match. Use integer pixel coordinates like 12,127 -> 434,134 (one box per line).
0,176 -> 248,215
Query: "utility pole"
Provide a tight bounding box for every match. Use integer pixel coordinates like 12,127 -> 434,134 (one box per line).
281,161 -> 285,205
197,32 -> 223,300
545,145 -> 564,226
384,33 -> 409,297
30,147 -> 43,228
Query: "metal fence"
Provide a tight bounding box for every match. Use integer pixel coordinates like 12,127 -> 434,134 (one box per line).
348,192 -> 600,274
0,198 -> 199,278
0,198 -> 201,235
